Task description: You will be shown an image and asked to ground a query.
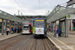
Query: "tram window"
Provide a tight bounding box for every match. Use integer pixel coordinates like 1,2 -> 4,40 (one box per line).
35,21 -> 45,27
23,26 -> 28,28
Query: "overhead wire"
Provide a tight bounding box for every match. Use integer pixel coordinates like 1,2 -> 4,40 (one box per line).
15,0 -> 25,14
15,0 -> 41,15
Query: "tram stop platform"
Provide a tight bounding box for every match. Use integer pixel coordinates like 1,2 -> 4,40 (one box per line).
0,33 -> 20,41
48,31 -> 75,50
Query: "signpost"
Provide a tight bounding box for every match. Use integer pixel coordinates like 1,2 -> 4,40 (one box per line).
66,14 -> 75,19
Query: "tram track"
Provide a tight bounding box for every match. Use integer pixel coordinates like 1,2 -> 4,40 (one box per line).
0,34 -> 59,50
1,35 -> 27,50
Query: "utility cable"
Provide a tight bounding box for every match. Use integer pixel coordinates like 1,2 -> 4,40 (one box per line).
15,0 -> 25,14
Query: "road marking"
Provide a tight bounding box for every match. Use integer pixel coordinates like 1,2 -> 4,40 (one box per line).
48,34 -> 74,50
48,37 -> 62,50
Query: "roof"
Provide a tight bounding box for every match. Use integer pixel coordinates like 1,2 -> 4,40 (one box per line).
16,15 -> 47,19
47,5 -> 75,23
0,10 -> 24,22
67,0 -> 75,6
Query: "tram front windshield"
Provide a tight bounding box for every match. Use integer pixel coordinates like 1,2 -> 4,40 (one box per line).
35,21 -> 45,27
23,26 -> 29,30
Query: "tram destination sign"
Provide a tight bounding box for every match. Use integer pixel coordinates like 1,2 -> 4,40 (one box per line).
66,14 -> 75,19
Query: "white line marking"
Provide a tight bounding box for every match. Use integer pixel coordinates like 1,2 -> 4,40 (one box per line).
48,37 -> 62,50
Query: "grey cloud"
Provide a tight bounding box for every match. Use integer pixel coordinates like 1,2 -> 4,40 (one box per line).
0,0 -> 68,15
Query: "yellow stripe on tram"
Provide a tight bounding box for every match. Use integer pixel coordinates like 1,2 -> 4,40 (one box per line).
36,20 -> 44,21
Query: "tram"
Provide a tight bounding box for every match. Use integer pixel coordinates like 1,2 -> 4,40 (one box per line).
33,18 -> 47,37
22,21 -> 32,34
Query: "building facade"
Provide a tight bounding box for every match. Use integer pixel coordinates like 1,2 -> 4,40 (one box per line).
67,0 -> 75,31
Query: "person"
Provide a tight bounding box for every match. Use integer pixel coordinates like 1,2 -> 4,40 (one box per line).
54,27 -> 56,36
16,27 -> 18,33
6,27 -> 10,35
59,31 -> 61,36
12,27 -> 14,34
18,27 -> 20,33
55,26 -> 60,39
11,27 -> 13,34
49,28 -> 51,31
20,27 -> 22,33
14,28 -> 16,33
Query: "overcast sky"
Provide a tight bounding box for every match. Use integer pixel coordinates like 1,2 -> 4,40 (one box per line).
0,0 -> 69,15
